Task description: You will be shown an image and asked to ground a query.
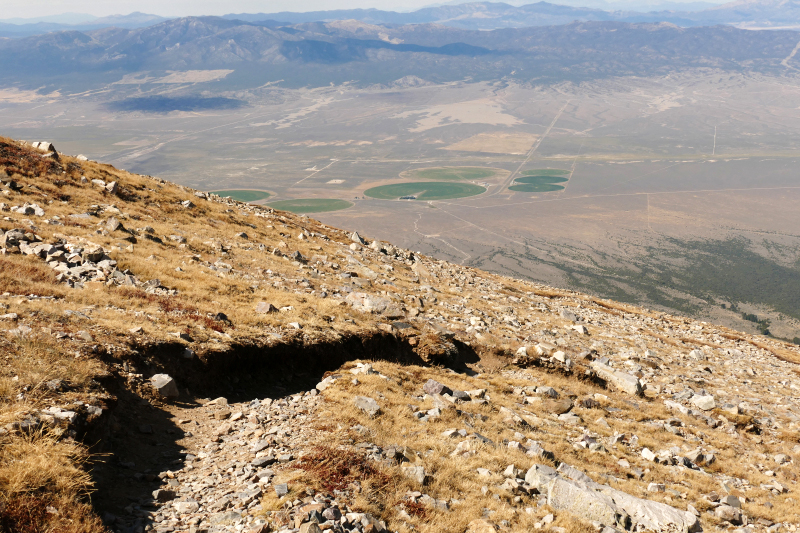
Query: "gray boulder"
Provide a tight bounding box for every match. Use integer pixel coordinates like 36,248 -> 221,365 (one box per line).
151,374 -> 179,398
345,292 -> 404,318
526,463 -> 700,533
590,361 -> 643,395
423,379 -> 452,396
691,395 -> 715,411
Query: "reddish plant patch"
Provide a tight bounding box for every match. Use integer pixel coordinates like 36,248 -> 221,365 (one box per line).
296,446 -> 391,493
0,495 -> 50,533
0,142 -> 62,178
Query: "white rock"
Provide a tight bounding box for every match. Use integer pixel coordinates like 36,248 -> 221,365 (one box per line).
691,395 -> 715,411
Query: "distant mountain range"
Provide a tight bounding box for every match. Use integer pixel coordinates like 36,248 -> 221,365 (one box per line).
223,0 -> 800,28
4,0 -> 800,39
0,12 -> 169,38
1,16 -> 798,90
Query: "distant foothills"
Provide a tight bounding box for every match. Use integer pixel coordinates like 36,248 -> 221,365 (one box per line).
3,0 -> 800,38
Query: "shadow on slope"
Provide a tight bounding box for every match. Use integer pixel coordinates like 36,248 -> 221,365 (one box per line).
89,330 -> 481,524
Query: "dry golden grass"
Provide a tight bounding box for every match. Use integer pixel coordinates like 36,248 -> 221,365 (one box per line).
1,337 -> 105,394
0,430 -> 92,499
312,359 -> 800,531
0,255 -> 66,298
0,428 -> 104,533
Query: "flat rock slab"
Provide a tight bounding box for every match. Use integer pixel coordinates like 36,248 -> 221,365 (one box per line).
590,362 -> 642,396
526,463 -> 699,533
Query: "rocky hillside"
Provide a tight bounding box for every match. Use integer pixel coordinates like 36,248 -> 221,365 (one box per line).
0,136 -> 799,533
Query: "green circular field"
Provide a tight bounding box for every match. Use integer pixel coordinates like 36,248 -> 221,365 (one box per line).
516,176 -> 569,185
211,190 -> 271,202
364,182 -> 486,201
268,198 -> 353,213
520,169 -> 570,177
509,169 -> 569,193
405,167 -> 499,181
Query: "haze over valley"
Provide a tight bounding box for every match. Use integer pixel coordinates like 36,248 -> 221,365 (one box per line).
3,4 -> 800,339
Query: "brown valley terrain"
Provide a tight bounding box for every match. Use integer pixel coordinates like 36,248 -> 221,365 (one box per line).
1,137 -> 800,533
4,65 -> 800,338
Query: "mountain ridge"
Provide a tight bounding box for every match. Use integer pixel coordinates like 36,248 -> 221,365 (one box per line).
5,0 -> 800,38
1,16 -> 797,89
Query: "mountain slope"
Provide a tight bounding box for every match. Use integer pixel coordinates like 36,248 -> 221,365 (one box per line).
0,12 -> 168,38
1,138 -> 799,533
0,17 -> 797,89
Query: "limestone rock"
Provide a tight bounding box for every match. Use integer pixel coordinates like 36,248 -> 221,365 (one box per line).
401,465 -> 427,484
354,396 -> 381,417
590,361 -> 642,395
691,395 -> 715,411
466,519 -> 497,533
151,374 -> 179,398
528,463 -> 700,533
345,292 -> 404,318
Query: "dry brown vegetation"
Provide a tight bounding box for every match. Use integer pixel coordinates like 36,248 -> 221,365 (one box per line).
0,429 -> 104,533
308,359 -> 800,532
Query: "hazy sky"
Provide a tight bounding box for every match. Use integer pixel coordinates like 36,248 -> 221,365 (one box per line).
0,0 -> 719,19
2,0 -> 446,18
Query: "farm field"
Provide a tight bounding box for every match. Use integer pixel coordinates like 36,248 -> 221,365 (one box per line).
509,169 -> 570,192
3,71 -> 800,337
402,166 -> 501,181
364,181 -> 487,200
267,198 -> 353,213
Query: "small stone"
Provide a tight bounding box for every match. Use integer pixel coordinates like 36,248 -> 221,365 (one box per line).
354,396 -> 381,417
214,409 -> 232,420
544,398 -> 573,415
152,489 -> 176,502
465,519 -> 497,533
401,465 -> 427,484
274,483 -> 289,498
106,217 -> 123,232
256,302 -> 277,314
715,505 -> 743,524
721,495 -> 741,508
174,501 -> 200,513
774,453 -> 790,465
560,309 -> 578,322
423,379 -> 452,396
322,507 -> 342,521
299,524 -> 322,533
